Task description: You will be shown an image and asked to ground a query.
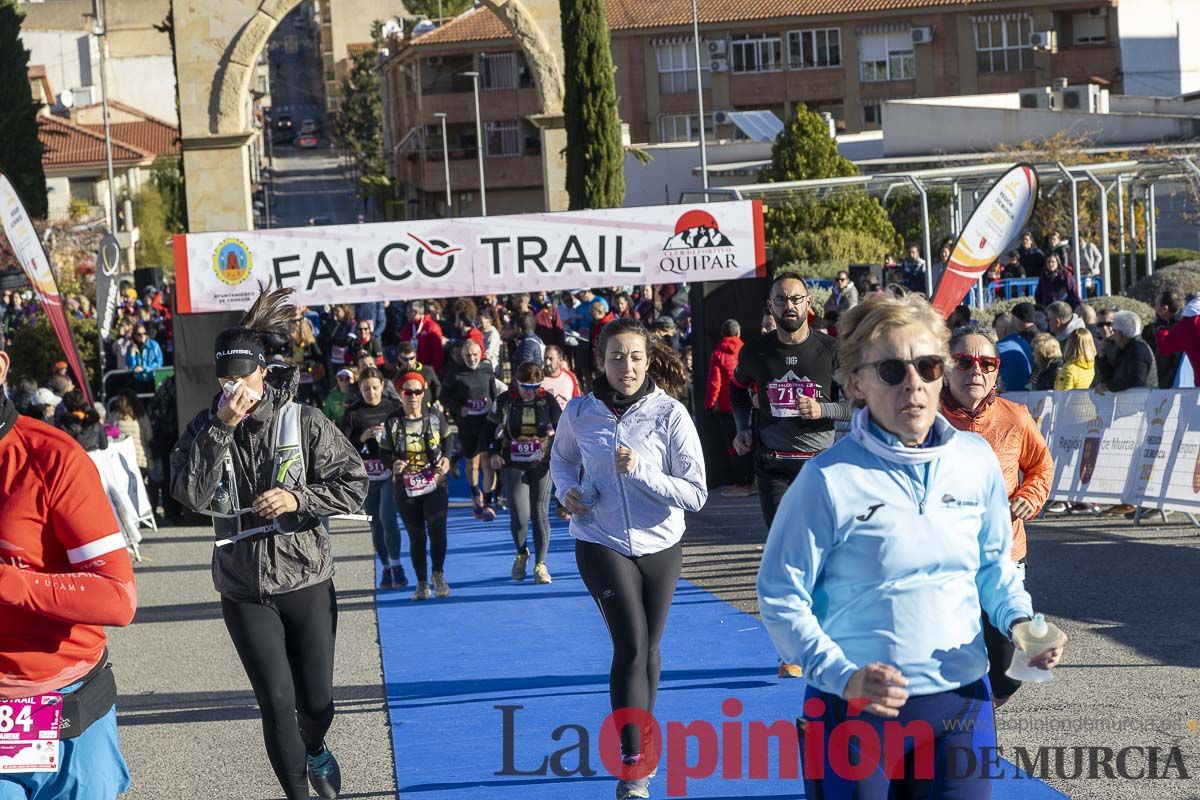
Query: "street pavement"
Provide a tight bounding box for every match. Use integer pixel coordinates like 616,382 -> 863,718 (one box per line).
109,497 -> 1200,799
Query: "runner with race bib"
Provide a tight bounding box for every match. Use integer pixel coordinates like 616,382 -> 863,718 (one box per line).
484,362 -> 562,585
730,271 -> 850,679
0,338 -> 137,799
440,339 -> 501,521
383,372 -> 454,601
342,367 -> 407,590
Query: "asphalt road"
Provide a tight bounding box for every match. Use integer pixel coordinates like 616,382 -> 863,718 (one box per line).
262,9 -> 359,230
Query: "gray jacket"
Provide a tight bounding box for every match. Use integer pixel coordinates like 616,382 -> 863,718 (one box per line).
171,381 -> 368,602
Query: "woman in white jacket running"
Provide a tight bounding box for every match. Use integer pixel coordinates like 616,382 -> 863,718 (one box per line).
551,317 -> 708,800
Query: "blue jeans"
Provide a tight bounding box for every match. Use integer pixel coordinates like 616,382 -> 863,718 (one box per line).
365,478 -> 403,569
0,682 -> 130,800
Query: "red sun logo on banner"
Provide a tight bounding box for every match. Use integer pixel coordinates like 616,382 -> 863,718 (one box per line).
674,210 -> 719,235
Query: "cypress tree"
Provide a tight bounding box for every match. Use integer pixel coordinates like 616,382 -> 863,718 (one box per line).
559,0 -> 624,209
0,0 -> 48,218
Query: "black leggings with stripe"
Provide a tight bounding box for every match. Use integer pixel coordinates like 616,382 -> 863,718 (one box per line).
575,538 -> 682,757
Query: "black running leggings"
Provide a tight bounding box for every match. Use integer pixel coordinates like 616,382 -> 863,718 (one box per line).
575,539 -> 682,757
504,464 -> 553,563
221,580 -> 338,800
395,483 -> 449,583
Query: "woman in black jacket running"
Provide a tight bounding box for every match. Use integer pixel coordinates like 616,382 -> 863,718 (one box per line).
172,287 -> 368,800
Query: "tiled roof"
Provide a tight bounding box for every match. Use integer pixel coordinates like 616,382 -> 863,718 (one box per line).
38,116 -> 152,169
81,120 -> 180,157
409,0 -> 1025,47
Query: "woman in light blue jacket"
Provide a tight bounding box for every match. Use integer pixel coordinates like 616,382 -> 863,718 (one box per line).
757,294 -> 1067,799
551,317 -> 707,800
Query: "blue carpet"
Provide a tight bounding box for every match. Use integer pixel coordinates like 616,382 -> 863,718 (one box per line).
375,479 -> 1067,799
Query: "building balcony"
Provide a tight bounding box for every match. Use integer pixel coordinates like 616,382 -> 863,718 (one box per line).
398,152 -> 544,192
413,87 -> 543,127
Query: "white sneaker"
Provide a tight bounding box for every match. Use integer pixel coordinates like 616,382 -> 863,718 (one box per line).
412,582 -> 432,601
1044,502 -> 1068,514
533,562 -> 552,584
432,571 -> 451,598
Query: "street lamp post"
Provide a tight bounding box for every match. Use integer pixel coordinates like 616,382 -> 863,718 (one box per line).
92,0 -> 117,234
691,0 -> 709,196
462,71 -> 487,216
434,112 -> 451,214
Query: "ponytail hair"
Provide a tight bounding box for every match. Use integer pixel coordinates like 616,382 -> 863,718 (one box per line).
240,282 -> 295,337
596,317 -> 689,401
648,340 -> 688,400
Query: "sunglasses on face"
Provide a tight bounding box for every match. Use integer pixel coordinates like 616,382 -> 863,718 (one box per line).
402,388 -> 425,397
518,382 -> 541,391
855,355 -> 945,386
952,353 -> 1000,374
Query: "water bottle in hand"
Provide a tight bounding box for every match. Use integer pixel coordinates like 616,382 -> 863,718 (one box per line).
577,474 -> 597,514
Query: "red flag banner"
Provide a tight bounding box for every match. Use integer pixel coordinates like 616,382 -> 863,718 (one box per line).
930,164 -> 1038,319
0,172 -> 94,404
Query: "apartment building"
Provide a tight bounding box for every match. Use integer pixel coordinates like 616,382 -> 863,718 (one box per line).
383,0 -> 1136,219
316,0 -> 411,109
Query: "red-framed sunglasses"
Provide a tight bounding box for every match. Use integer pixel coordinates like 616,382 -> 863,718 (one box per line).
951,353 -> 1001,374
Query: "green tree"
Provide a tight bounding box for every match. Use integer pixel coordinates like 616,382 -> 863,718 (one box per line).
7,315 -> 100,395
135,182 -> 170,268
404,0 -> 473,22
758,105 -> 899,267
332,25 -> 389,218
0,0 -> 48,218
560,0 -> 624,209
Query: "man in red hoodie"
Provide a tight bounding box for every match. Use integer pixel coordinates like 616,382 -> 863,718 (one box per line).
399,300 -> 445,374
705,319 -> 754,497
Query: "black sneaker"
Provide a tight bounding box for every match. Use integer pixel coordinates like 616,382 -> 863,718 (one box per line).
391,566 -> 409,589
307,745 -> 341,799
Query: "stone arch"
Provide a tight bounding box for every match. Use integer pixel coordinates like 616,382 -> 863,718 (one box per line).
481,0 -> 564,117
210,0 -> 301,134
208,0 -> 563,135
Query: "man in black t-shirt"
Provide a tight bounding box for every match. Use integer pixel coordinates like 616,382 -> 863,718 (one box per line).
731,272 -> 851,680
731,272 -> 850,527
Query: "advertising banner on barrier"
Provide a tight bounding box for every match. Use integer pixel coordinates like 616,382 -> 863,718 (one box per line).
172,201 -> 767,313
1013,388 -> 1200,514
0,172 -> 94,404
930,164 -> 1037,318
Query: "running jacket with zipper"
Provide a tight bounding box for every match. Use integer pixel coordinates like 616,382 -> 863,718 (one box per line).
550,386 -> 707,557
756,408 -> 1033,699
172,380 -> 368,602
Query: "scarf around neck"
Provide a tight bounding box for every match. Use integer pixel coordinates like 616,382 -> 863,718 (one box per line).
593,375 -> 656,417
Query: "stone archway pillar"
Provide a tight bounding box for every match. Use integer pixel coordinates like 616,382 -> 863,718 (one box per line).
182,134 -> 257,232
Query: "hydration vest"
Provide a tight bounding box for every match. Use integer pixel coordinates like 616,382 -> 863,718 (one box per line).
206,401 -> 320,547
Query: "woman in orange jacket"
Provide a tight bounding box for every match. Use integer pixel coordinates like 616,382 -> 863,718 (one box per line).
939,325 -> 1054,706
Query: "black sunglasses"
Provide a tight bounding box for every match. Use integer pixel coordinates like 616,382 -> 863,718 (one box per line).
854,355 -> 945,386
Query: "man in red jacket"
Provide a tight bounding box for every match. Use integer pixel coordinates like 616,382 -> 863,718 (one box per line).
706,319 -> 754,497
0,340 -> 138,798
398,300 -> 446,374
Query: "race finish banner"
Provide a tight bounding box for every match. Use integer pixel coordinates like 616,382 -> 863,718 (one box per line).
1010,388 -> 1200,514
930,164 -> 1038,318
0,172 -> 94,405
172,201 -> 767,313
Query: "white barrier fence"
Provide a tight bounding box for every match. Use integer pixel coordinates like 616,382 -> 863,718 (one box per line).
1010,388 -> 1200,517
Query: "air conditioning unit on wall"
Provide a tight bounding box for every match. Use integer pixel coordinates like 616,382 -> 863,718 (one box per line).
713,110 -> 733,125
1019,86 -> 1056,110
707,39 -> 727,56
710,57 -> 729,73
1029,30 -> 1057,52
911,26 -> 934,45
1060,84 -> 1109,113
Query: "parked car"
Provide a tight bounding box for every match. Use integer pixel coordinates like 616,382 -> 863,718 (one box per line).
297,134 -> 318,148
275,114 -> 293,130
300,119 -> 317,134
